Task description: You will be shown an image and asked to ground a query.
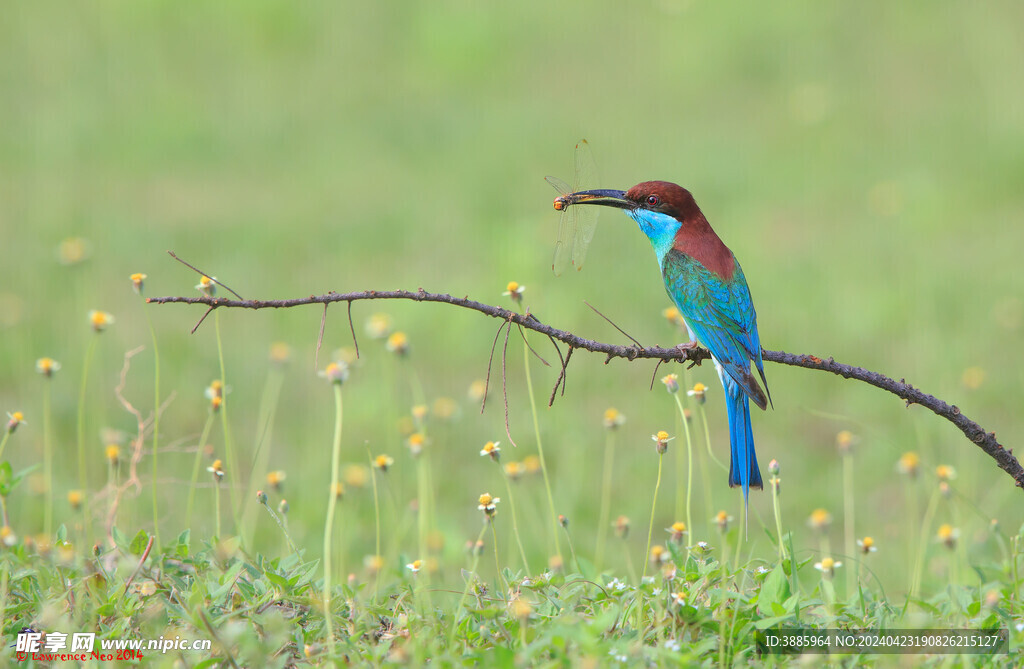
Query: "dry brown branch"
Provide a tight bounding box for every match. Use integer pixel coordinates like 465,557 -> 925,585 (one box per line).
148,287 -> 1023,491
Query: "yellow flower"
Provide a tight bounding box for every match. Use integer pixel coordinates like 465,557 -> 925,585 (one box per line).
502,281 -> 525,303
364,554 -> 384,573
897,451 -> 921,477
480,440 -> 500,462
714,510 -> 734,533
808,508 -> 832,531
523,455 -> 541,474
649,545 -> 667,565
373,455 -> 394,472
504,461 -> 524,481
331,482 -> 345,499
937,524 -> 959,549
432,397 -> 458,420
105,444 -> 121,464
686,383 -> 708,404
130,272 -> 147,295
266,470 -> 286,491
318,361 -> 349,385
58,236 -> 91,265
477,492 -> 500,517
511,599 -> 533,621
36,357 -> 61,377
68,490 -> 84,511
89,310 -> 114,332
411,404 -> 429,424
6,411 -> 24,433
857,537 -> 878,554
386,331 -> 409,356
195,275 -> 216,296
836,430 -> 856,454
269,342 -> 291,365
962,366 -> 985,390
468,379 -> 487,403
615,515 -> 630,539
662,306 -> 684,327
0,525 -> 16,547
661,373 -> 679,394
344,464 -> 368,488
365,313 -> 393,340
671,591 -> 687,607
603,407 -> 626,429
652,430 -> 674,454
814,556 -> 842,577
935,464 -> 956,481
667,521 -> 687,542
407,433 -> 426,457
406,559 -> 423,574
207,459 -> 225,481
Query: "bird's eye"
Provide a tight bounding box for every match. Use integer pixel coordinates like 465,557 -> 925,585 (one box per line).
646,194 -> 660,206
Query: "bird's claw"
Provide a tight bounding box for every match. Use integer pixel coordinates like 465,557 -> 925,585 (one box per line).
673,341 -> 702,367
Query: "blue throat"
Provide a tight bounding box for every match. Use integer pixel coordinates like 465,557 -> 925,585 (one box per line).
627,209 -> 681,262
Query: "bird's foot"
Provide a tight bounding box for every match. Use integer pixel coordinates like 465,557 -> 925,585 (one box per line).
674,341 -> 703,368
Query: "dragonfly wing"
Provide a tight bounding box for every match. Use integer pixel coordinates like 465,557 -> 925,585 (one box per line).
571,205 -> 598,271
545,175 -> 571,195
573,140 -> 595,191
552,207 -> 574,276
569,139 -> 598,270
547,175 -> 574,275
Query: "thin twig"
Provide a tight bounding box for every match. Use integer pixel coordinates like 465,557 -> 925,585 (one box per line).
585,301 -> 644,350
347,300 -> 360,359
482,320 -> 509,414
122,535 -> 155,597
501,315 -> 517,447
191,305 -> 215,335
148,287 -> 1024,490
168,251 -> 244,300
548,345 -> 574,407
649,358 -> 666,391
315,303 -> 328,372
518,324 -> 551,367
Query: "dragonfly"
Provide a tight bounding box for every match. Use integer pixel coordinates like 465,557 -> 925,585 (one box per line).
546,139 -> 599,275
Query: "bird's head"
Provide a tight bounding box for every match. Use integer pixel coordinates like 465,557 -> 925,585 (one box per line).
557,181 -> 703,259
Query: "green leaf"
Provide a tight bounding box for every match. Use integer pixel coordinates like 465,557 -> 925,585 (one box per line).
111,526 -> 129,549
129,529 -> 150,555
758,564 -> 790,614
266,572 -> 289,592
0,461 -> 13,496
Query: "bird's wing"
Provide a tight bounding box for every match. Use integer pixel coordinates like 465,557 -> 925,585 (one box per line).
662,248 -> 769,409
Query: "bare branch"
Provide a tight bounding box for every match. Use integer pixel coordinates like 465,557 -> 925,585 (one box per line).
585,301 -> 644,350
147,288 -> 1024,490
167,251 -> 244,300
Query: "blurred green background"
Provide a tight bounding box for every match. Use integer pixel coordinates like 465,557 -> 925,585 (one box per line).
1,1 -> 1022,593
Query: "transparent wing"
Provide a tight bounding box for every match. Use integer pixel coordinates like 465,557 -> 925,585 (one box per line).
570,139 -> 598,271
546,175 -> 574,276
545,175 -> 570,195
571,204 -> 598,271
573,140 -> 595,191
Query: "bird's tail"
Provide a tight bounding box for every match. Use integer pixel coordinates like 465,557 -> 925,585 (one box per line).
724,379 -> 763,511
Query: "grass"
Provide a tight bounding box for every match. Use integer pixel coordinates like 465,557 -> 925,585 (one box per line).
1,2 -> 1023,665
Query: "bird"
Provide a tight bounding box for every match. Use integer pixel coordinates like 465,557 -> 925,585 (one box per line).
553,181 -> 770,512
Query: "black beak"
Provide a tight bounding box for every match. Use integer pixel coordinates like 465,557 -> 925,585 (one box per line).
558,189 -> 634,210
